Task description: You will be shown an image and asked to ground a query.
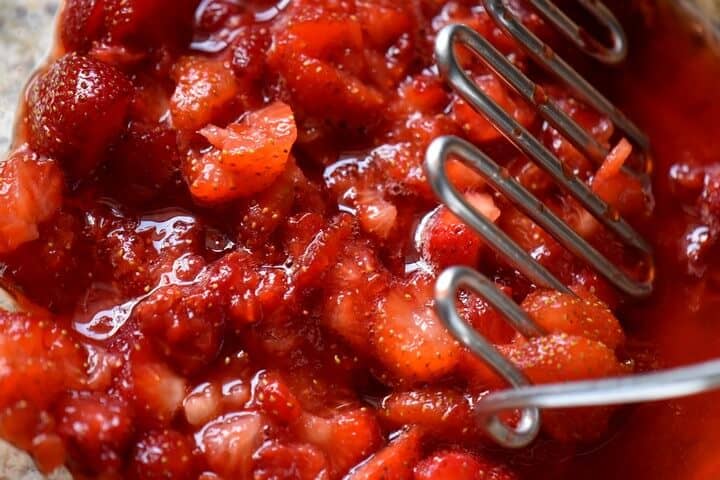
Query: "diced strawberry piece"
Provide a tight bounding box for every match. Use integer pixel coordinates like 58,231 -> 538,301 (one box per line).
503,334 -> 628,441
371,278 -> 461,383
420,193 -> 500,269
128,430 -> 198,480
397,74 -> 449,114
520,289 -> 625,349
60,0 -> 106,51
104,0 -> 196,47
236,161 -> 300,247
253,442 -> 329,480
0,312 -> 85,410
183,382 -> 223,428
413,450 -> 517,480
186,102 -> 298,204
27,53 -> 133,176
289,214 -> 354,292
128,361 -> 187,427
354,190 -> 398,240
379,389 -> 477,439
0,147 -> 63,254
132,283 -> 224,375
105,122 -> 179,204
296,408 -> 383,476
230,25 -> 271,85
170,56 -> 242,132
506,333 -> 627,387
592,139 -> 651,218
456,286 -> 516,344
251,370 -> 303,423
451,75 -> 535,144
323,242 -> 389,355
30,433 -> 67,474
197,412 -> 266,479
56,393 -> 134,473
357,1 -> 412,49
344,426 -> 423,480
267,37 -> 385,128
498,207 -> 563,268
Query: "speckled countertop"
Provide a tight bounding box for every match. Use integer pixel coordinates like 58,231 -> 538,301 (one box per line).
0,0 -> 58,153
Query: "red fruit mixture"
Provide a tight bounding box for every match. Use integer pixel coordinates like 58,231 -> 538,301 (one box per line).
2,1 -> 720,479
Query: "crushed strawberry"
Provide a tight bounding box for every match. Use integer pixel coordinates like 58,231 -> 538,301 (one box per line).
344,426 -> 423,480
419,193 -> 501,269
186,102 -> 298,203
253,442 -> 329,480
413,450 -> 517,480
379,388 -> 477,439
128,430 -> 198,480
171,56 -> 242,132
296,408 -> 383,476
197,412 -> 266,478
371,277 -> 462,383
451,75 -> 536,144
520,289 -> 625,349
0,147 -> 63,254
0,0 -> 680,478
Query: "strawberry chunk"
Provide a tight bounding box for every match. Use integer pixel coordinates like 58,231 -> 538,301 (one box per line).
345,426 -> 423,480
592,138 -> 651,218
128,361 -> 188,427
413,450 -> 517,480
379,389 -> 477,439
503,334 -> 628,441
520,289 -> 625,349
0,147 -> 63,254
250,370 -> 303,423
253,442 -> 329,480
451,75 -> 535,144
355,190 -> 398,240
296,408 -> 383,477
419,193 -> 500,269
197,412 -> 266,479
59,0 -> 106,51
128,430 -> 198,480
183,382 -> 223,428
170,56 -> 242,132
27,53 -> 133,176
186,102 -> 298,204
323,242 -> 389,355
56,393 -> 134,473
0,312 -> 85,411
371,278 -> 461,383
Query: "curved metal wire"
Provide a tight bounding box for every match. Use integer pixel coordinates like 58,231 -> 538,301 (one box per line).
434,25 -> 654,298
435,266 -> 542,448
424,1 -> 680,449
527,0 -> 628,65
426,135 -> 653,297
434,264 -> 720,448
483,0 -> 651,156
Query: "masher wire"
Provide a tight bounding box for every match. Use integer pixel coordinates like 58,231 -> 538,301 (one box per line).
426,2 -> 720,449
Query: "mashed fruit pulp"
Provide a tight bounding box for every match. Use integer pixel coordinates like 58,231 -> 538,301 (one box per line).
0,1 -> 718,479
